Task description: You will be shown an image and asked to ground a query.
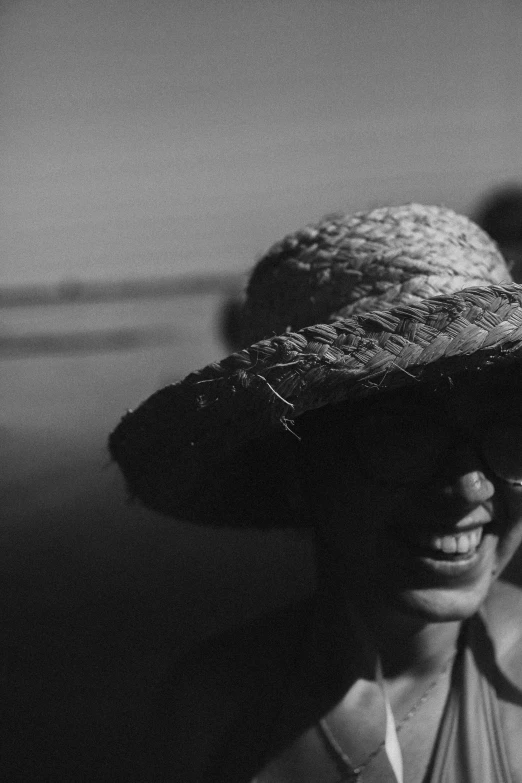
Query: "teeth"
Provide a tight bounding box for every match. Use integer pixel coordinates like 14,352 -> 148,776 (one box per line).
429,527 -> 483,555
439,536 -> 457,553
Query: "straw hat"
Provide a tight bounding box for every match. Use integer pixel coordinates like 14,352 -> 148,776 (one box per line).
109,204 -> 522,528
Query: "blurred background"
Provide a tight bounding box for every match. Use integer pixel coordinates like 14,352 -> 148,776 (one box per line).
2,0 -> 522,762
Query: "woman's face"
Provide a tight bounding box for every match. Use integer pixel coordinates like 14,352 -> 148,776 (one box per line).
300,377 -> 522,622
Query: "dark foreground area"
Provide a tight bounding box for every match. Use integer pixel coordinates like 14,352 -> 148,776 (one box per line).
1,425 -> 313,779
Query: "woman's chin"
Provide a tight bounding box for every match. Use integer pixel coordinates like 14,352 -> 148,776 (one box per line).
391,580 -> 495,622
372,526 -> 499,621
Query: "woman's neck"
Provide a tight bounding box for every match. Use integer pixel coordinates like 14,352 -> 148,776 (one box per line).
365,606 -> 461,679
318,574 -> 461,680
315,542 -> 462,679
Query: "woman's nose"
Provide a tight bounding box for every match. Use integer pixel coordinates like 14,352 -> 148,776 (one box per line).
439,445 -> 495,505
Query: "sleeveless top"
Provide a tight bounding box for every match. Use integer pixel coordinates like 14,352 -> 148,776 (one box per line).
427,613 -> 515,782
253,611 -> 519,783
154,582 -> 522,782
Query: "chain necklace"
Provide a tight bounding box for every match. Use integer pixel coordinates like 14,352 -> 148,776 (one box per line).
317,653 -> 456,783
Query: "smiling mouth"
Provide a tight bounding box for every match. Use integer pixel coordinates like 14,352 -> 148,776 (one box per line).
392,524 -> 490,562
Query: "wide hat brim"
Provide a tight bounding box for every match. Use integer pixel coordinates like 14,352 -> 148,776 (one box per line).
109,284 -> 522,528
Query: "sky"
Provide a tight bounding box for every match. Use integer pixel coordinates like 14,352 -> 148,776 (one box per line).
2,0 -> 522,285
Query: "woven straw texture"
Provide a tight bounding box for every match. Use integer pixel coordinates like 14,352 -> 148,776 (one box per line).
110,282 -> 522,527
109,204 -> 522,527
240,203 -> 510,346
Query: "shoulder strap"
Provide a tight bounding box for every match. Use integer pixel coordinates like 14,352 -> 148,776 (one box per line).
428,623 -> 514,783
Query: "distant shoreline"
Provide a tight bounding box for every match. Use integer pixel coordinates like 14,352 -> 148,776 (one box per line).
0,272 -> 243,308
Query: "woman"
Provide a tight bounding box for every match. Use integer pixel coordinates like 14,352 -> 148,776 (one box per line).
110,204 -> 522,782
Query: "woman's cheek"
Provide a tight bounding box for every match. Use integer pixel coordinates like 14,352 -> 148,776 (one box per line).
493,485 -> 522,572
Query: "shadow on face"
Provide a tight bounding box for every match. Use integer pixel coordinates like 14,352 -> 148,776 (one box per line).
294,368 -> 522,621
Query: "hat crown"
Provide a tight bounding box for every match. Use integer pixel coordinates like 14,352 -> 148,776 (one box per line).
109,202 -> 522,528
241,203 -> 511,346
